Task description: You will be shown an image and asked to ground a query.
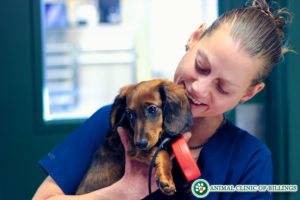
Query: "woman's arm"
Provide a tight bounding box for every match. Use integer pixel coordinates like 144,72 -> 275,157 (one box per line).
33,175 -> 126,200
33,174 -> 149,200
33,127 -> 192,200
33,127 -> 159,200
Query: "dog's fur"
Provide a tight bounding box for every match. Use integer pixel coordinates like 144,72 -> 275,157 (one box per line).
75,79 -> 193,195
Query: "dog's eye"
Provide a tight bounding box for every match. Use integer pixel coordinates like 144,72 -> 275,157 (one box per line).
126,110 -> 134,120
147,105 -> 158,114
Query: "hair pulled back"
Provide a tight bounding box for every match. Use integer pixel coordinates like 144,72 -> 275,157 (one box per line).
202,0 -> 292,86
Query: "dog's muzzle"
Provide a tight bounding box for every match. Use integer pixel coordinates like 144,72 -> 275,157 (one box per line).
135,139 -> 148,149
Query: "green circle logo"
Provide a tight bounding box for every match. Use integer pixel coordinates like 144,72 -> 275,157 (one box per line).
191,179 -> 210,198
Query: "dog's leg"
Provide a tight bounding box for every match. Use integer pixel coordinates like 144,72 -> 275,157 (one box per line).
128,149 -> 175,195
154,150 -> 176,195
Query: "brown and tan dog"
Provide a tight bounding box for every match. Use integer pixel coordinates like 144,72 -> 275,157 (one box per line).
76,79 -> 193,195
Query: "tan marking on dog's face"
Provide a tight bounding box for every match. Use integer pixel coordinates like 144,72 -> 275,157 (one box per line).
125,80 -> 164,149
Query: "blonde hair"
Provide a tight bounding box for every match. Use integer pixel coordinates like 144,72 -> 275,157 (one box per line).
201,0 -> 292,86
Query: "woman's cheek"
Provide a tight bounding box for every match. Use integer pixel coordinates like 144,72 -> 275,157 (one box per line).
174,67 -> 184,83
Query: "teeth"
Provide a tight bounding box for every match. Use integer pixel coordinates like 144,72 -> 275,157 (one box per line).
186,92 -> 203,105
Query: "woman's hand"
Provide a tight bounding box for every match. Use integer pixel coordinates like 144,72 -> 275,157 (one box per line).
112,127 -> 159,200
32,127 -> 158,200
114,127 -> 192,200
33,128 -> 191,200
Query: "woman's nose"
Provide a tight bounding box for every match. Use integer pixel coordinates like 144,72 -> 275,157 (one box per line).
191,78 -> 211,98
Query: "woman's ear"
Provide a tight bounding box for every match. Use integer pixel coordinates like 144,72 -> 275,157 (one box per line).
240,82 -> 265,103
186,23 -> 207,50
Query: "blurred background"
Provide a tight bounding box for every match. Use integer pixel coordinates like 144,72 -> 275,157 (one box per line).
0,0 -> 299,199
42,0 -> 217,120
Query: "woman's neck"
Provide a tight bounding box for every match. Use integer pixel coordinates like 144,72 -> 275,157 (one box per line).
188,114 -> 224,147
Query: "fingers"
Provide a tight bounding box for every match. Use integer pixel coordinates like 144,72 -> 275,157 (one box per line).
182,131 -> 192,142
117,127 -> 129,152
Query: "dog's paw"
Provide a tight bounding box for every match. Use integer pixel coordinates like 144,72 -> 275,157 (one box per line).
156,177 -> 176,195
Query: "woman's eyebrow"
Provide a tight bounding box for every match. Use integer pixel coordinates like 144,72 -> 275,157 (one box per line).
197,49 -> 211,67
197,50 -> 241,88
222,78 -> 240,88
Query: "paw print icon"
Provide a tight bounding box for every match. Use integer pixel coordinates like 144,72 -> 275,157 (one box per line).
192,179 -> 210,198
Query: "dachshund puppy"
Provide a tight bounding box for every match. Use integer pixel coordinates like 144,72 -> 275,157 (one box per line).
76,79 -> 193,195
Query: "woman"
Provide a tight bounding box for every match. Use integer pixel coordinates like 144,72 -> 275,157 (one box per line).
33,0 -> 291,199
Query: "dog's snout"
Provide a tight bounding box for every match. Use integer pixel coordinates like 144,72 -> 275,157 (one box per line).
135,139 -> 148,149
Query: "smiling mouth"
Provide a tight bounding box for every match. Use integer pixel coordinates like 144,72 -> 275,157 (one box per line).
186,92 -> 206,105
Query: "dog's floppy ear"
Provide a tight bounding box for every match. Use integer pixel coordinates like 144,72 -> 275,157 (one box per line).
110,84 -> 133,127
159,82 -> 193,136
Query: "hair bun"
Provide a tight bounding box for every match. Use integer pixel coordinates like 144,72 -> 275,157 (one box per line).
250,0 -> 292,39
272,8 -> 292,39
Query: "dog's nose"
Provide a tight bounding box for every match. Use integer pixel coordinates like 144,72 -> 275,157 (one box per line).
135,139 -> 148,149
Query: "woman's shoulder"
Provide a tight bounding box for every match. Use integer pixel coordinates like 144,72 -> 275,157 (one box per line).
200,119 -> 273,186
79,104 -> 112,132
91,104 -> 112,121
224,120 -> 271,157
38,104 -> 113,195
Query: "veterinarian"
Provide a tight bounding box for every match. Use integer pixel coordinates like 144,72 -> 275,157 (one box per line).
33,0 -> 291,199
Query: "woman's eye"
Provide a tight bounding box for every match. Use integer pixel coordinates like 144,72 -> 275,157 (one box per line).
217,84 -> 229,95
195,59 -> 210,75
147,105 -> 158,114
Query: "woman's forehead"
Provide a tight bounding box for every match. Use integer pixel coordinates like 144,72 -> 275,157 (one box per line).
195,29 -> 261,86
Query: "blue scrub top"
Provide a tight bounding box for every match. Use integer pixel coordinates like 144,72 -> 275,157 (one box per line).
39,104 -> 273,199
